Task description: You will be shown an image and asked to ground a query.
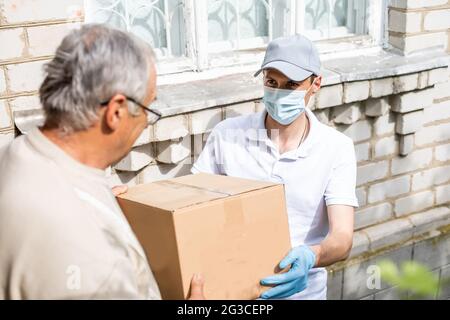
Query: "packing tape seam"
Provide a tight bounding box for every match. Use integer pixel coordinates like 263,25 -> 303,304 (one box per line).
154,179 -> 234,197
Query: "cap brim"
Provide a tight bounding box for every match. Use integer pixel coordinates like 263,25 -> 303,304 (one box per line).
254,61 -> 313,82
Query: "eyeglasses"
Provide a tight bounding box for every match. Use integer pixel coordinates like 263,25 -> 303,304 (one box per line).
100,96 -> 162,125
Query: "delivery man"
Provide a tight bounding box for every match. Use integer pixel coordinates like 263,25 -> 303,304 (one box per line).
0,24 -> 204,300
192,35 -> 358,300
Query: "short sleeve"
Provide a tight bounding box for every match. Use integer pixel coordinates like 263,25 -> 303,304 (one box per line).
324,138 -> 359,208
191,129 -> 223,175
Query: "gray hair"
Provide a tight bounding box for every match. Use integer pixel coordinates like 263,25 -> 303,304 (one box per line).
39,23 -> 155,134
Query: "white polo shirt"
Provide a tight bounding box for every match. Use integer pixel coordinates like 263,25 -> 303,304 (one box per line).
192,107 -> 358,300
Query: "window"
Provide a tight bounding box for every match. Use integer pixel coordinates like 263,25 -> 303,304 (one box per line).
85,0 -> 187,57
302,0 -> 368,40
84,0 -> 385,75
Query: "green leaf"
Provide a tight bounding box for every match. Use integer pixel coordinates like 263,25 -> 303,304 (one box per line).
397,261 -> 439,297
378,260 -> 440,299
378,260 -> 400,285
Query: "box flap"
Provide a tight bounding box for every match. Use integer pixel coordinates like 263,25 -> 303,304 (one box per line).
171,173 -> 277,195
118,173 -> 279,211
117,180 -> 228,211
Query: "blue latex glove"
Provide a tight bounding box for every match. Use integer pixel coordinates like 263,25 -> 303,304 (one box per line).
260,245 -> 316,299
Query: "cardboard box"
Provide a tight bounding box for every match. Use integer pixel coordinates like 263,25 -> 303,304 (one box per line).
117,173 -> 291,300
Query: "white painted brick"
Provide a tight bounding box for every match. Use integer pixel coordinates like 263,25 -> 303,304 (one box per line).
0,28 -> 26,61
139,158 -> 192,183
439,265 -> 450,300
133,126 -> 153,147
375,135 -> 397,158
359,295 -> 375,300
374,286 -> 400,300
343,245 -> 412,299
107,170 -> 138,188
343,81 -> 370,103
389,0 -> 448,9
356,187 -> 367,207
392,148 -> 433,175
368,175 -> 411,203
224,102 -> 255,119
388,10 -> 421,33
338,120 -> 372,143
394,191 -> 434,217
355,202 -> 393,229
349,231 -> 370,258
436,184 -> 450,205
0,69 -> 7,95
27,24 -> 72,57
190,107 -> 222,135
399,133 -> 415,156
434,81 -> 450,100
428,67 -> 450,86
313,109 -> 330,125
114,144 -> 154,172
409,207 -> 450,237
364,218 -> 414,251
424,100 -> 450,124
315,84 -> 343,109
393,73 -> 418,94
153,115 -> 189,141
391,88 -> 433,113
424,10 -> 450,31
396,109 -> 424,135
389,32 -> 447,54
418,71 -> 429,89
435,143 -> 450,162
365,98 -> 390,117
0,100 -> 12,129
7,95 -> 41,112
374,113 -> 396,136
355,142 -> 370,163
415,122 -> 450,147
7,60 -> 46,93
0,131 -> 15,149
326,269 -> 343,300
192,134 -> 206,161
412,164 -> 450,191
357,161 -> 389,186
413,230 -> 450,270
156,136 -> 191,164
332,103 -> 362,125
370,78 -> 394,98
2,0 -> 84,23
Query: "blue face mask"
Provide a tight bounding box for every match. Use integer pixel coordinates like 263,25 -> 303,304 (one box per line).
263,86 -> 312,125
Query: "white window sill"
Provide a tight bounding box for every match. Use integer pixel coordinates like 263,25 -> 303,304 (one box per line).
13,49 -> 450,134
153,49 -> 450,117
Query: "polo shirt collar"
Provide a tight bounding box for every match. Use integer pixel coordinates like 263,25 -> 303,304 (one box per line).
250,107 -> 320,159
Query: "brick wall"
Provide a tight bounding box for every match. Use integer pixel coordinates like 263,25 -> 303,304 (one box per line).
0,0 -> 83,144
0,0 -> 449,300
389,0 -> 450,54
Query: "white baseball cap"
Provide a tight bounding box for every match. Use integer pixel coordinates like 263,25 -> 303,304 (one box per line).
254,34 -> 321,81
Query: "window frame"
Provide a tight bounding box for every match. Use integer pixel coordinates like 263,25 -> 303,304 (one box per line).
84,0 -> 388,77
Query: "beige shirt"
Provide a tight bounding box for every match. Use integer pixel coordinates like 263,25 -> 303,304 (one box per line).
0,128 -> 161,300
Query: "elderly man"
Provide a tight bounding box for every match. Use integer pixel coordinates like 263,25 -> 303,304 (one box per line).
192,35 -> 357,300
0,24 -> 203,299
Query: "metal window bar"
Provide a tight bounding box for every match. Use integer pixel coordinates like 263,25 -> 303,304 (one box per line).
298,0 -> 366,40
85,0 -> 183,57
206,0 -> 273,51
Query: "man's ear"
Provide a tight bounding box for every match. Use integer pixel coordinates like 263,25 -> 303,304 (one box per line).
312,76 -> 322,94
104,94 -> 127,131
